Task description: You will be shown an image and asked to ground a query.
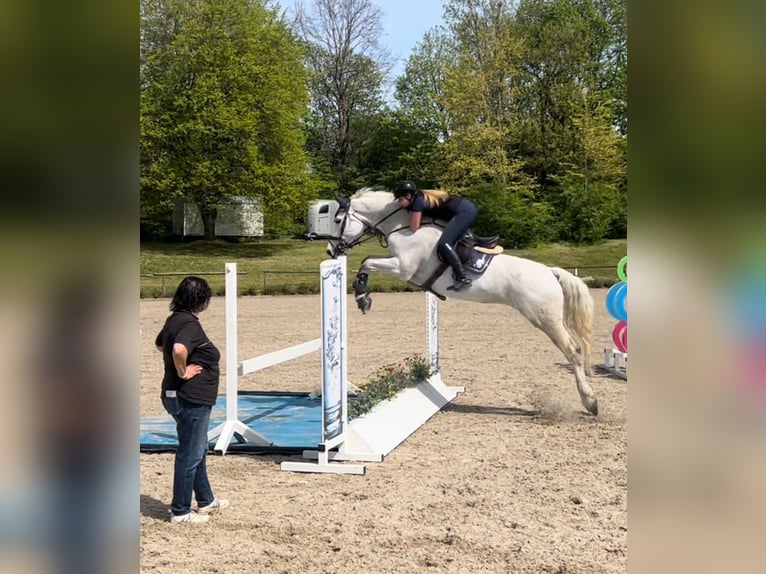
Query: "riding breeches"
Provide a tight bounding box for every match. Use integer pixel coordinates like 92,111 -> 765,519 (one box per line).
438,198 -> 478,248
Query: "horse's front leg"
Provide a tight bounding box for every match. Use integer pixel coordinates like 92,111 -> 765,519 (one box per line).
352,256 -> 402,314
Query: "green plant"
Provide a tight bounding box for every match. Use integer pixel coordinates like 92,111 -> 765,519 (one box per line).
348,355 -> 431,419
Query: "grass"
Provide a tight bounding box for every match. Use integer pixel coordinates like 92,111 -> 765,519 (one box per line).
140,237 -> 626,298
511,241 -> 628,286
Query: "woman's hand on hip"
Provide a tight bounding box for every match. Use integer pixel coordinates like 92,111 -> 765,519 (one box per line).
179,364 -> 203,380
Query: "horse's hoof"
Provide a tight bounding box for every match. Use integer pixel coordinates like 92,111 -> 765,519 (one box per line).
586,398 -> 599,416
356,294 -> 372,314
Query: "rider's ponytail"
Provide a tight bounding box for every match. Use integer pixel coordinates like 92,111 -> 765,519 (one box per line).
420,188 -> 449,208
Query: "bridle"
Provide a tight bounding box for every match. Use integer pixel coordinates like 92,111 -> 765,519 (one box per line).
329,198 -> 407,255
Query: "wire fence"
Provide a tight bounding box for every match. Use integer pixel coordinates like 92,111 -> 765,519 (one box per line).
140,270 -> 247,297
141,263 -> 620,298
566,265 -> 619,277
260,264 -> 619,290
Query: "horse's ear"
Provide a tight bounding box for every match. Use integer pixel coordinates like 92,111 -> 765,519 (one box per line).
336,195 -> 350,210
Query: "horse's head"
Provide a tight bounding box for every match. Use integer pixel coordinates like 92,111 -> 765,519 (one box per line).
325,188 -> 401,258
325,195 -> 360,257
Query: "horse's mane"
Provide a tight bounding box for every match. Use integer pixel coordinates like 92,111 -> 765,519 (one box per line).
349,187 -> 397,212
350,187 -> 393,200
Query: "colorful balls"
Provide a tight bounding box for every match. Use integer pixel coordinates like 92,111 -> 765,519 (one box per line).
608,257 -> 628,355
612,321 -> 627,353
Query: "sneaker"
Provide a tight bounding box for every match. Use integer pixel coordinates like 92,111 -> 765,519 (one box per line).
197,498 -> 230,514
170,512 -> 209,524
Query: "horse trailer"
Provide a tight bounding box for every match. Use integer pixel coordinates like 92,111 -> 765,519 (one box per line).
173,196 -> 264,238
306,199 -> 340,239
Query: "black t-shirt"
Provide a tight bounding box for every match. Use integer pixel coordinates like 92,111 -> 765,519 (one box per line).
410,192 -> 464,222
155,311 -> 221,406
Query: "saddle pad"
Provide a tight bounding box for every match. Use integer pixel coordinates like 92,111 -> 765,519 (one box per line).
465,250 -> 495,275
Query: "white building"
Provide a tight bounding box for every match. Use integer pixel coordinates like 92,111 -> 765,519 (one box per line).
173,196 -> 264,238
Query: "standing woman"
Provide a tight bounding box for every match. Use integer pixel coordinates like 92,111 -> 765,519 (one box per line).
155,276 -> 229,524
393,180 -> 479,291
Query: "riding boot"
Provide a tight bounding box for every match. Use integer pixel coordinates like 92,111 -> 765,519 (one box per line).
439,243 -> 472,291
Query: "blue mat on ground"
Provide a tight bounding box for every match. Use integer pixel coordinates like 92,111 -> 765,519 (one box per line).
140,392 -> 323,454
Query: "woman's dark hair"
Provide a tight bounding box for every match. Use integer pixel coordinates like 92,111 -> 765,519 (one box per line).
170,276 -> 212,313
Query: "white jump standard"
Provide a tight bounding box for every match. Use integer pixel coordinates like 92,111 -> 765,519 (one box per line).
281,257 -> 368,474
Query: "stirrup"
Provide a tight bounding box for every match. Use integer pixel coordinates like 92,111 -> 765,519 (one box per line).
447,276 -> 472,291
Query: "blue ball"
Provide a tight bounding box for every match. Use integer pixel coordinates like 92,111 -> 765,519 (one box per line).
606,281 -> 627,321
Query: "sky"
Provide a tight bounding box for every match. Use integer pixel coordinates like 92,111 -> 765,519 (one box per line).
278,0 -> 446,84
375,0 -> 445,78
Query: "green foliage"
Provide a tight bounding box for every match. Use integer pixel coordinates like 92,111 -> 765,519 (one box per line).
409,0 -> 628,246
348,355 -> 431,419
557,177 -> 622,243
140,0 -> 317,238
139,201 -> 174,242
139,0 -> 627,247
591,0 -> 627,135
554,94 -> 626,242
352,110 -> 444,188
395,28 -> 456,141
462,180 -> 557,248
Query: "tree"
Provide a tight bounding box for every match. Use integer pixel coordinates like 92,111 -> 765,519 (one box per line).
140,0 -> 315,239
512,0 -> 626,241
438,0 -> 524,187
294,0 -> 392,192
395,28 -> 456,143
592,0 -> 627,135
444,0 -> 520,130
556,95 -> 626,241
461,179 -> 556,247
352,109 -> 444,188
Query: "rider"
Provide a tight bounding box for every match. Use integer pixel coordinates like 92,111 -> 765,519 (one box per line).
393,180 -> 478,291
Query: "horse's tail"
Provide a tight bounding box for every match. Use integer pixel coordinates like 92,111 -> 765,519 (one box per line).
549,267 -> 594,375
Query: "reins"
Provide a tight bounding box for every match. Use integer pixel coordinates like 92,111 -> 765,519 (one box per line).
332,204 -> 406,253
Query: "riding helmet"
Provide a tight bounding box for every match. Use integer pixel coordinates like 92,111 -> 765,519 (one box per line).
393,180 -> 417,199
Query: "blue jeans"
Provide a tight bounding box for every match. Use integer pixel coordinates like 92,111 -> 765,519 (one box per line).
162,395 -> 215,516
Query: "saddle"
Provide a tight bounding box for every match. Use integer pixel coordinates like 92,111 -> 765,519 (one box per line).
425,218 -> 503,256
420,230 -> 504,299
453,232 -> 499,275
459,231 -> 504,256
